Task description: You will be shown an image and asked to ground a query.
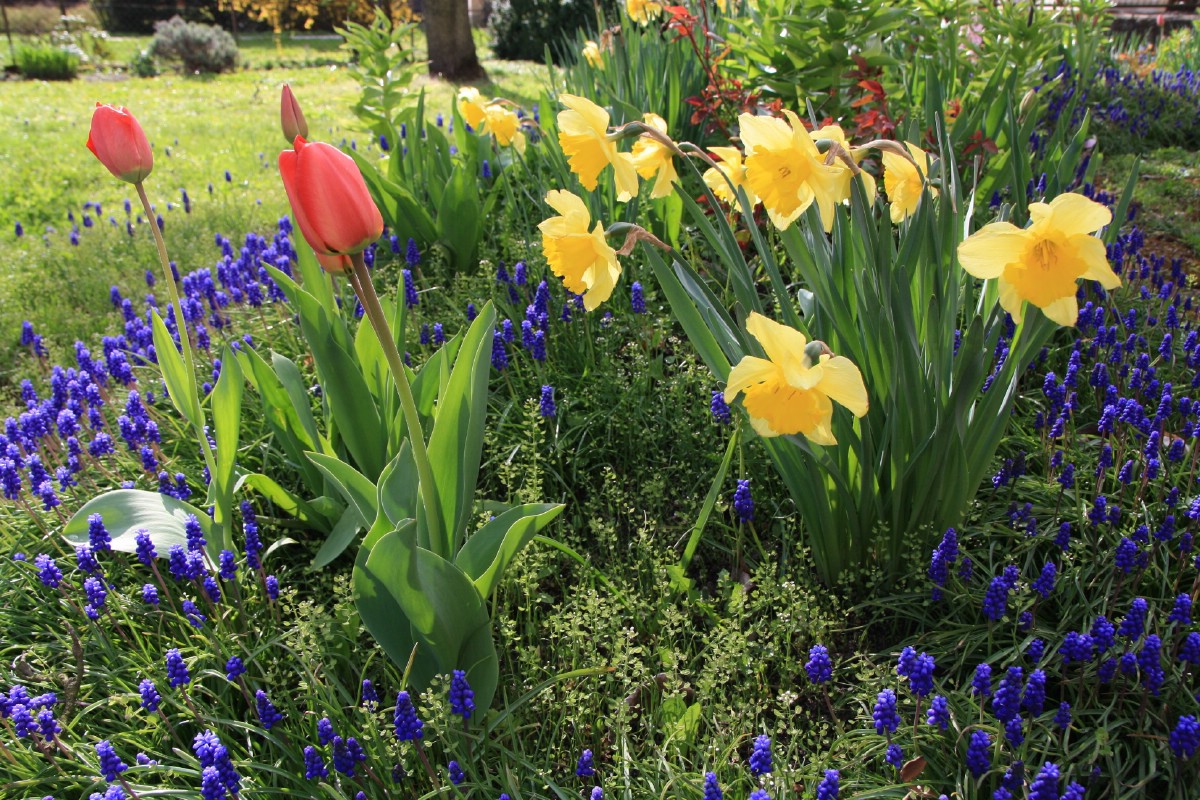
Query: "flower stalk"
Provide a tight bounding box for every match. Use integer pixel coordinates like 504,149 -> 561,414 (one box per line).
345,253 -> 443,547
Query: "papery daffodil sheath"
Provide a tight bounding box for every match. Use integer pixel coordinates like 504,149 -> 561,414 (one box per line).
626,0 -> 664,25
958,192 -> 1119,326
457,87 -> 487,129
557,94 -> 640,202
724,313 -> 869,444
482,103 -> 526,154
811,124 -> 876,209
703,146 -> 757,209
882,142 -> 935,223
630,113 -> 678,199
538,190 -> 622,311
740,111 -> 843,232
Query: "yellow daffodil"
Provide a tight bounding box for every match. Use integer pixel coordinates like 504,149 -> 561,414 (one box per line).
457,87 -> 487,129
557,94 -> 639,201
881,142 -> 935,223
724,312 -> 869,443
740,110 -> 843,231
582,40 -> 603,67
703,146 -> 757,209
538,190 -> 622,311
626,0 -> 663,25
810,124 -> 876,209
482,103 -> 526,154
958,192 -> 1120,326
630,113 -> 678,200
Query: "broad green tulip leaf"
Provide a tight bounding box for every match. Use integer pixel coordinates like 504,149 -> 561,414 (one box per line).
234,347 -> 325,493
270,352 -> 327,453
267,265 -> 387,477
409,337 -> 460,420
455,503 -> 564,598
426,302 -> 496,558
355,523 -> 498,709
149,311 -> 202,429
377,442 -> 418,527
437,164 -> 483,274
305,452 -> 379,527
312,504 -> 366,569
63,489 -> 213,559
354,309 -> 390,407
293,241 -> 338,315
208,345 -> 243,551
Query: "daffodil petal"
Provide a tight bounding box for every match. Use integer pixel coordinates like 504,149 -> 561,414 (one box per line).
817,357 -> 869,417
1073,234 -> 1121,289
1046,192 -> 1112,236
997,280 -> 1025,324
745,312 -> 808,366
724,356 -> 778,404
1041,295 -> 1079,327
738,113 -> 793,153
958,222 -> 1025,279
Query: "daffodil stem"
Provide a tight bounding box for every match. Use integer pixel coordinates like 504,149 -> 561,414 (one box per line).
347,254 -> 443,551
134,181 -> 219,487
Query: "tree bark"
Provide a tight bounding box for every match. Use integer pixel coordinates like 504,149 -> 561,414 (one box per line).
424,0 -> 485,81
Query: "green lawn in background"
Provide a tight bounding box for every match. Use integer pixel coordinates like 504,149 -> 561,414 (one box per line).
0,47 -> 548,399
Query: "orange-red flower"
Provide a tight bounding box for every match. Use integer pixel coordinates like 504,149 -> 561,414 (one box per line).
86,103 -> 153,184
278,136 -> 383,270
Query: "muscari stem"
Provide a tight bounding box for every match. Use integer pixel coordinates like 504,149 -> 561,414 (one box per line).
134,182 -> 219,485
347,254 -> 443,551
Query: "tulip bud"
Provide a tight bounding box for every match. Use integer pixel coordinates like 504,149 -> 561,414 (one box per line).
87,103 -> 153,184
278,137 -> 383,271
280,85 -> 308,146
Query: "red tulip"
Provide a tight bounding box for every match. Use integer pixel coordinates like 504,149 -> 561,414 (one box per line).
280,84 -> 309,146
87,103 -> 154,184
278,136 -> 383,268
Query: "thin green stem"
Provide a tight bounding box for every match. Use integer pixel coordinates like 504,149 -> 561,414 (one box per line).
133,182 -> 219,486
347,254 -> 443,551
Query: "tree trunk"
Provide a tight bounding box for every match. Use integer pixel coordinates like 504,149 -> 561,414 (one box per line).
424,0 -> 485,81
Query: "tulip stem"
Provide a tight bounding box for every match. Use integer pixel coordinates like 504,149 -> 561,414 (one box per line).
347,253 -> 443,551
135,181 -> 219,487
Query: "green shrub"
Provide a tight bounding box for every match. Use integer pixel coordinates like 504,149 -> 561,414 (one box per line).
14,43 -> 80,80
489,0 -> 606,64
129,48 -> 160,77
149,15 -> 238,74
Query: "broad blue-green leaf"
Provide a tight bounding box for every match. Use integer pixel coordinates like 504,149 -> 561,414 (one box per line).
305,452 -> 379,526
436,164 -> 483,274
208,345 -> 243,552
266,265 -> 387,477
63,490 -> 213,558
149,311 -> 201,428
355,523 -> 498,709
312,504 -> 366,569
377,443 -> 418,527
426,302 -> 496,558
455,503 -> 564,598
